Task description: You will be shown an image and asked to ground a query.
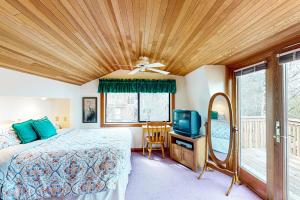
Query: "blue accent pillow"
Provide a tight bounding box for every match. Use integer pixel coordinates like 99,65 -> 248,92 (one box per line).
12,120 -> 38,144
211,111 -> 219,120
32,117 -> 57,139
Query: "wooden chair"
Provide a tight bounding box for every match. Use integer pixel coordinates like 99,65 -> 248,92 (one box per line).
145,121 -> 167,159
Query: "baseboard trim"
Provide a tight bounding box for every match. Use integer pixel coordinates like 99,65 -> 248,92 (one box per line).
131,148 -> 170,153
131,148 -> 143,152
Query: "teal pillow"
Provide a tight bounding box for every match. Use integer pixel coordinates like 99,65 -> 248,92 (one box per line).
12,120 -> 38,144
32,117 -> 57,139
211,111 -> 218,120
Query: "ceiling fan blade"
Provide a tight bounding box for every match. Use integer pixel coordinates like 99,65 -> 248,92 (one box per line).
147,68 -> 170,75
128,68 -> 141,75
145,63 -> 165,68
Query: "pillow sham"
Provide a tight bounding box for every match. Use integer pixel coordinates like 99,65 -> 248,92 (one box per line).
12,120 -> 38,144
0,127 -> 21,150
32,117 -> 57,139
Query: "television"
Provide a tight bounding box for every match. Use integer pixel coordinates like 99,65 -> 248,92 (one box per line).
173,109 -> 201,138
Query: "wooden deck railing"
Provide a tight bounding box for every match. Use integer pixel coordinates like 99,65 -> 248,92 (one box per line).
241,116 -> 266,148
288,118 -> 300,156
241,117 -> 300,156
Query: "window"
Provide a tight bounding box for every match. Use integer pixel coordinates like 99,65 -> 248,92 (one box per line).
106,93 -> 138,123
103,93 -> 172,125
139,93 -> 170,122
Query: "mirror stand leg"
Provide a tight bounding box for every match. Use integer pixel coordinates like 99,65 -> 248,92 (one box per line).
226,175 -> 236,196
198,163 -> 207,180
234,173 -> 241,185
226,173 -> 240,196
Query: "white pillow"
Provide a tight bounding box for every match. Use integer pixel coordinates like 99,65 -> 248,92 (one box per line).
218,114 -> 226,121
0,126 -> 21,150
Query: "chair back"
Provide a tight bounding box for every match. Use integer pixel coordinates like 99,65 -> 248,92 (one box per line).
146,121 -> 167,143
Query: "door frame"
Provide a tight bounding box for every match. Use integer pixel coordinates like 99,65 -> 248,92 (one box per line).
267,54 -> 285,200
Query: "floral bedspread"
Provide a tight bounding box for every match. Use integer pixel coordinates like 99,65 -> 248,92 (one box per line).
211,120 -> 230,153
211,119 -> 230,139
0,128 -> 131,200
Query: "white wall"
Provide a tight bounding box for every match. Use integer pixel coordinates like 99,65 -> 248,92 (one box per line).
79,79 -> 101,129
0,97 -> 70,128
80,70 -> 190,147
185,65 -> 226,133
0,68 -> 80,128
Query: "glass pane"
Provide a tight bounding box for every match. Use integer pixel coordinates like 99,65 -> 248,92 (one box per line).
238,69 -> 267,182
106,93 -> 138,123
139,93 -> 170,121
286,60 -> 300,200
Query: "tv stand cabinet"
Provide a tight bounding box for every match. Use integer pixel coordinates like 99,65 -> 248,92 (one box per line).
169,132 -> 205,171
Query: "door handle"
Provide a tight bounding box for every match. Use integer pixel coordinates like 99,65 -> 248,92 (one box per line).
274,121 -> 281,143
273,121 -> 294,143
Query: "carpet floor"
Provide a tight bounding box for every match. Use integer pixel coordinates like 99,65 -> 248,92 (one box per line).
125,152 -> 261,200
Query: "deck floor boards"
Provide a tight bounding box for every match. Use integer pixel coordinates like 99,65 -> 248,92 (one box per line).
241,148 -> 300,200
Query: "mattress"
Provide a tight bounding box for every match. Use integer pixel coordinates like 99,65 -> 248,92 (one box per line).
0,128 -> 132,200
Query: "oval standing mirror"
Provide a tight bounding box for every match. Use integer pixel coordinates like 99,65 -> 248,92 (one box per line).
209,94 -> 232,163
198,92 -> 239,196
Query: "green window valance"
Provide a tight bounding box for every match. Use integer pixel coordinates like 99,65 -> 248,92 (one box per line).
98,79 -> 176,93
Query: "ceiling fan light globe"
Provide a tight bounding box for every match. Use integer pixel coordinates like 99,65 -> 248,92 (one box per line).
139,56 -> 149,61
136,57 -> 150,66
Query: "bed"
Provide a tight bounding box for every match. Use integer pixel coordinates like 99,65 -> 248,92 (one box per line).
0,128 -> 132,200
211,120 -> 230,154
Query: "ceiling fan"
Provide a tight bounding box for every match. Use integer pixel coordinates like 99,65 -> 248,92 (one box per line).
115,56 -> 170,75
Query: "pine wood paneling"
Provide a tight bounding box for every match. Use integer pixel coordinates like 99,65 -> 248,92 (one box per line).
0,0 -> 299,85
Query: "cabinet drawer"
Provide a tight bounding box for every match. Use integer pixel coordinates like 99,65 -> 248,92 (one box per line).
171,144 -> 182,162
181,148 -> 194,169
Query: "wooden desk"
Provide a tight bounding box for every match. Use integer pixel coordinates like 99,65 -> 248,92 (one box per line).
142,125 -> 171,155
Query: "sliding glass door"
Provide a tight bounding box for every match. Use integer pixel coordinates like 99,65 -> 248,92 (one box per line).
233,48 -> 300,199
279,52 -> 300,200
235,62 -> 267,196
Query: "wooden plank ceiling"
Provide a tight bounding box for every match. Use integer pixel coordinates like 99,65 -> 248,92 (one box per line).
0,0 -> 300,85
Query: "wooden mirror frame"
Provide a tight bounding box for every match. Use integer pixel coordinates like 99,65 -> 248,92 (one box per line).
198,92 -> 240,196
